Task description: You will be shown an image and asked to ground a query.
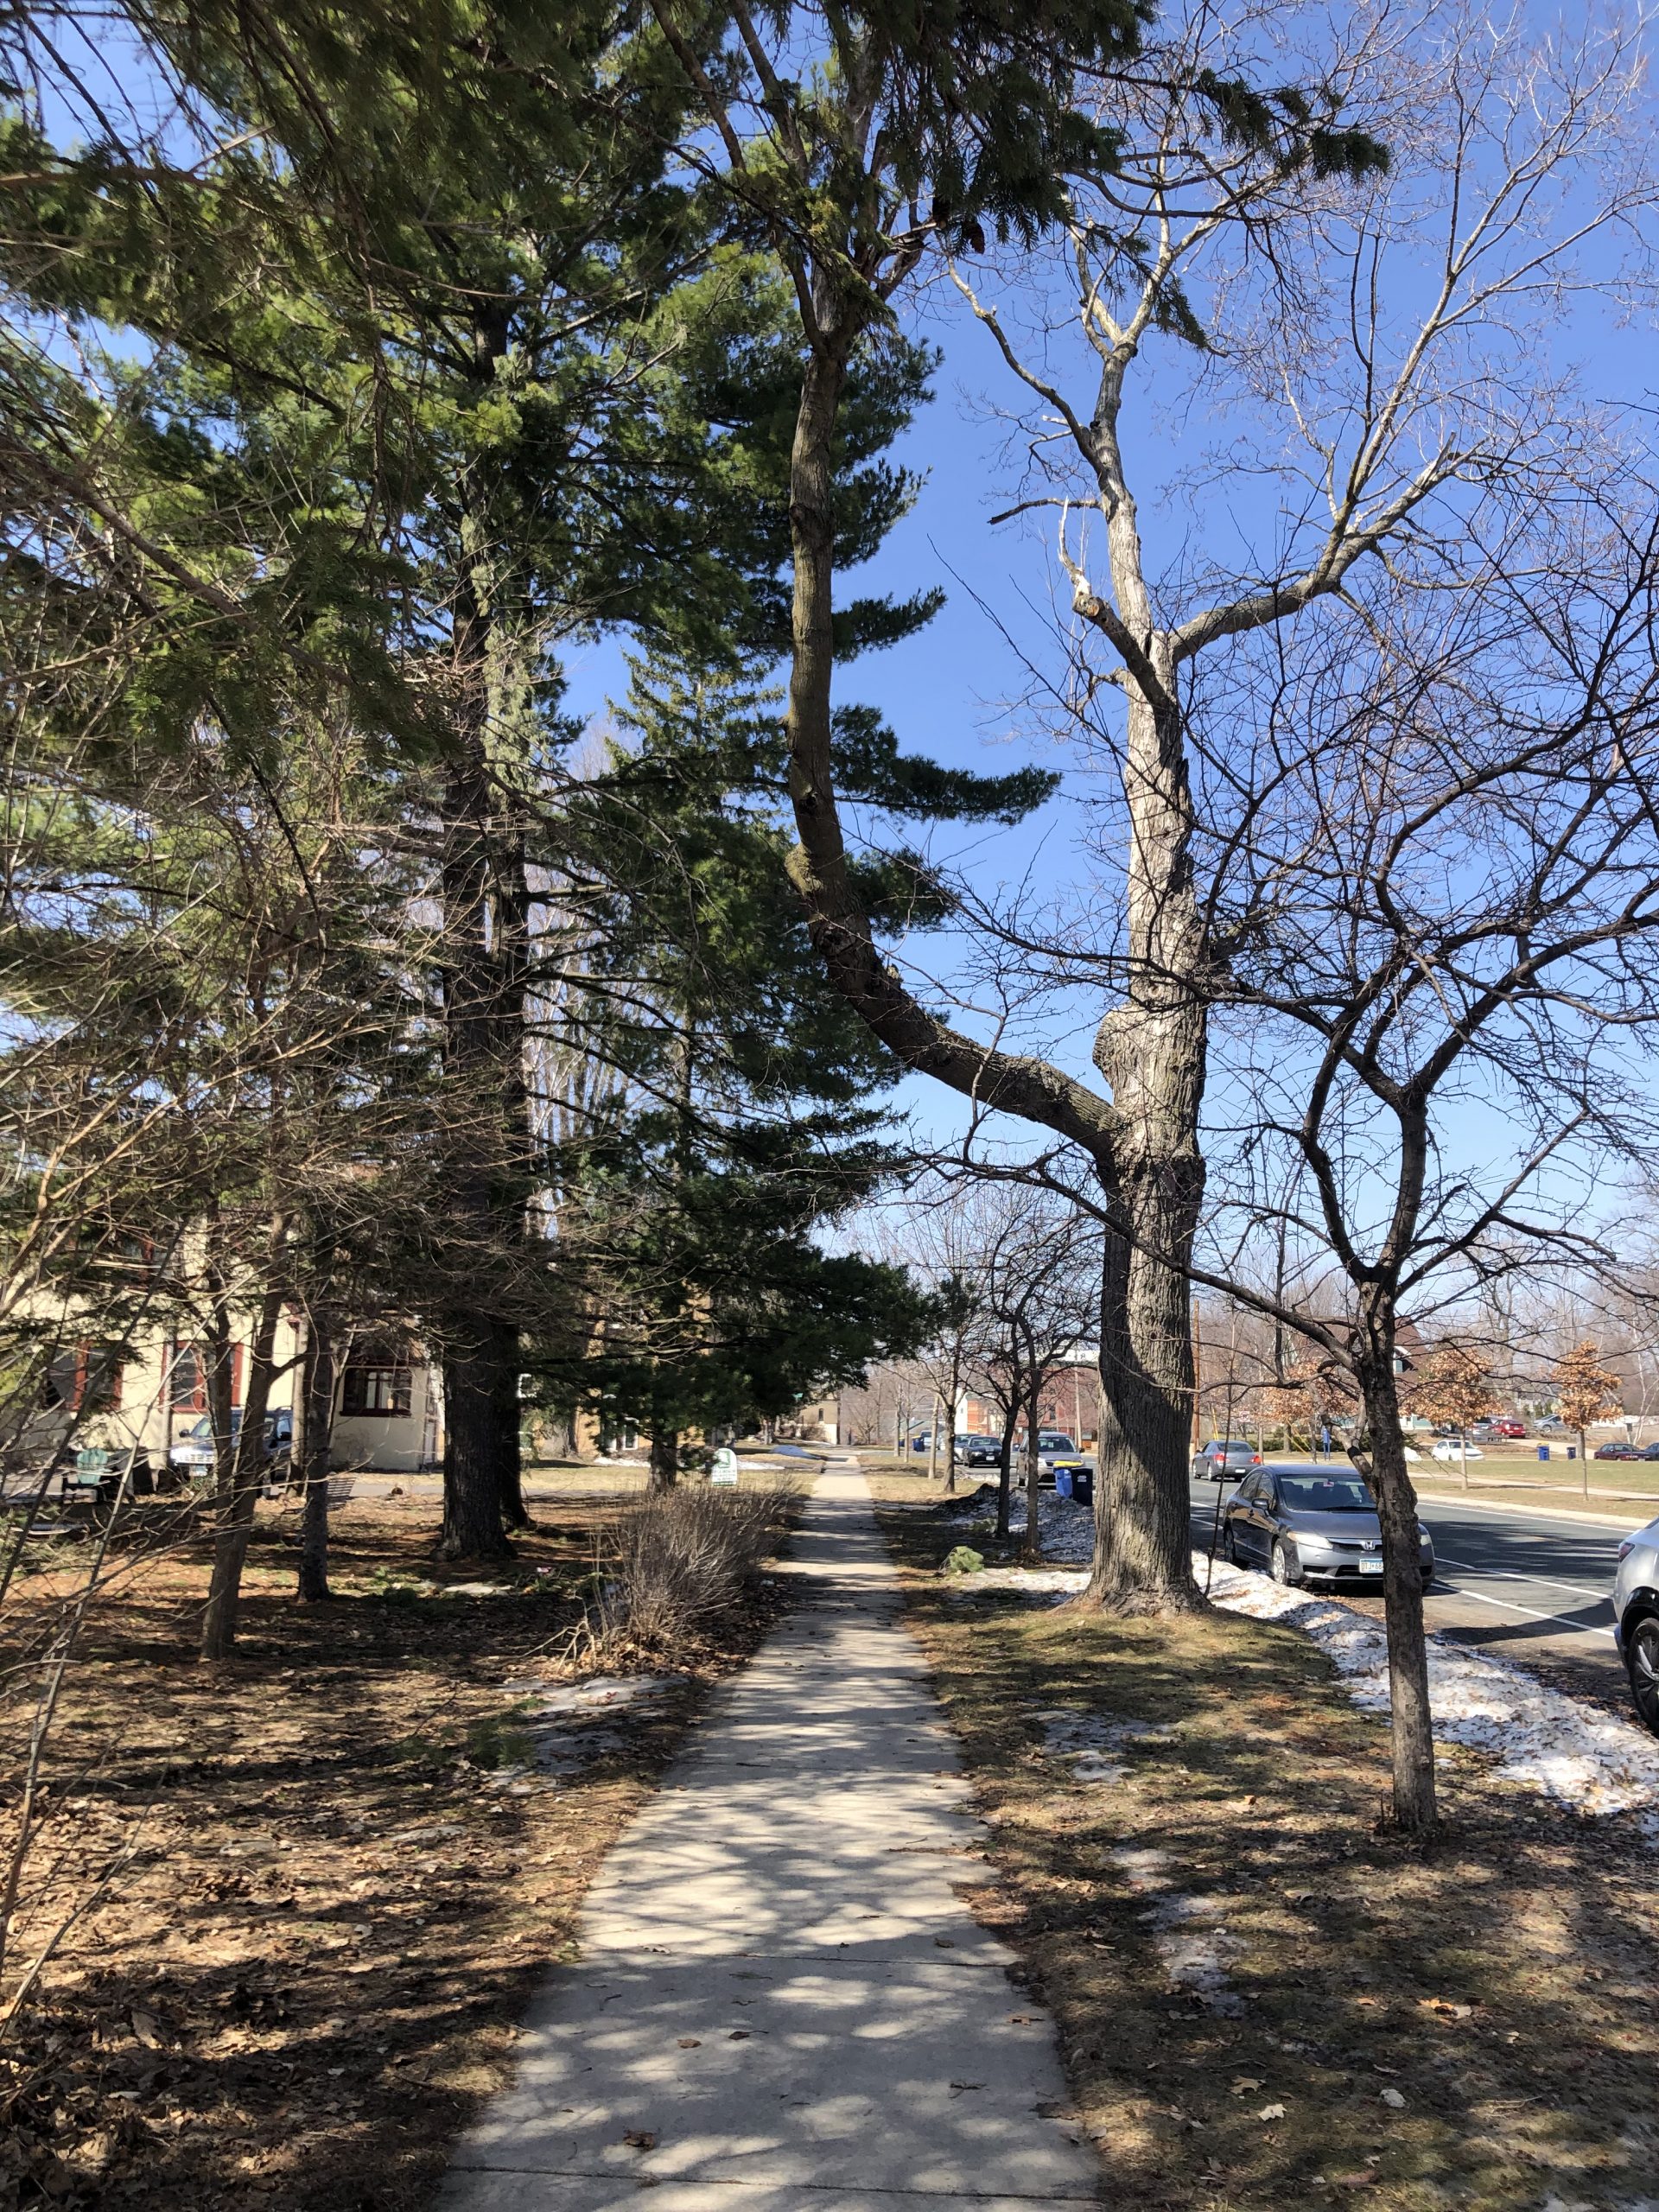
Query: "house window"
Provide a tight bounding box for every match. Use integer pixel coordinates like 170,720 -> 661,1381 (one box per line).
81,1346 -> 124,1411
42,1350 -> 80,1409
168,1344 -> 206,1412
41,1344 -> 124,1411
340,1357 -> 412,1418
167,1343 -> 242,1412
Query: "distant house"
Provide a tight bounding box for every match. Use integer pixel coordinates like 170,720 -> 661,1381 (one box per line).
779,1397 -> 841,1445
31,1311 -> 442,1473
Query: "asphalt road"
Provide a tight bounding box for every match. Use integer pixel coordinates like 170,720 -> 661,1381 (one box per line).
1188,1474 -> 1654,1684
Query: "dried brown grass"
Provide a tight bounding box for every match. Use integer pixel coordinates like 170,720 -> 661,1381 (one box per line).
584,1481 -> 798,1657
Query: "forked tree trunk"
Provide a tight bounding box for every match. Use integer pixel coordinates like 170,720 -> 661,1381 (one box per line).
201,1215 -> 290,1660
1354,1344 -> 1437,1833
297,1310 -> 336,1603
782,320 -> 1201,1612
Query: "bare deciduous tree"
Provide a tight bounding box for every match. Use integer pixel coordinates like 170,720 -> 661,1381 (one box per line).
1187,493 -> 1659,1829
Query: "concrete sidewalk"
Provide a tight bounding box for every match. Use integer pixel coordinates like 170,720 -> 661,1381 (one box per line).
438,1465 -> 1101,2212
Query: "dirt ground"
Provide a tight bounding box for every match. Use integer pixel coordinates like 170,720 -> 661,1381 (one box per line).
0,1481 -> 798,2212
877,1494 -> 1659,2212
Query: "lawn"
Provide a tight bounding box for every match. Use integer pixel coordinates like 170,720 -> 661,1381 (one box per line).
1411,1444 -> 1659,1508
0,1482 -> 796,2211
877,1494 -> 1659,2211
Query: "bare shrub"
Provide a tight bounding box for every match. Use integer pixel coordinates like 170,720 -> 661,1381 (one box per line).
586,1483 -> 798,1658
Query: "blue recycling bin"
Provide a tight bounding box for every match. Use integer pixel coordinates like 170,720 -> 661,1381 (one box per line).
1537,1444 -> 1549,1461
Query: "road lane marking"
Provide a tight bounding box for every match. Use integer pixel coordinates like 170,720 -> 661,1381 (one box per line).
1429,1582 -> 1617,1641
1414,1492 -> 1649,1531
1433,1554 -> 1614,1605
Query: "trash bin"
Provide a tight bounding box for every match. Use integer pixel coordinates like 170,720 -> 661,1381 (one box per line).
1536,1444 -> 1550,1461
1055,1465 -> 1094,1508
1567,1446 -> 1577,1461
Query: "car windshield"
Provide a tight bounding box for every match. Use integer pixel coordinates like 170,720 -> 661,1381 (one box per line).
1039,1433 -> 1074,1448
1276,1474 -> 1375,1513
1211,1441 -> 1251,1454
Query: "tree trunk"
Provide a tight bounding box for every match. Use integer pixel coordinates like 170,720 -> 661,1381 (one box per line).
1085,1199 -> 1203,1612
648,1424 -> 678,1493
497,1326 -> 527,1528
1022,1364 -> 1042,1563
298,1309 -> 336,1603
944,1353 -> 960,1496
1080,649 -> 1207,1614
201,1214 -> 289,1660
440,1319 -> 515,1558
203,1236 -> 236,1500
435,303 -> 535,1562
1354,1345 -> 1437,1833
995,1399 -> 1018,1541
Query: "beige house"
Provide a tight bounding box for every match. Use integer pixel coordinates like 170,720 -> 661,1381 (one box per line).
37,1312 -> 442,1473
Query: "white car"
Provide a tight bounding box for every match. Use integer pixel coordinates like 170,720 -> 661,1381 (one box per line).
1430,1439 -> 1484,1463
169,1409 -> 292,1474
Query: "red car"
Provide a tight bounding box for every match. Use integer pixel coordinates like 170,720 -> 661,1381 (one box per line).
1487,1419 -> 1527,1439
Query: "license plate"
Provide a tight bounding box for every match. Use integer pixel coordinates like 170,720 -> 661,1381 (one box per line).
1358,1559 -> 1383,1575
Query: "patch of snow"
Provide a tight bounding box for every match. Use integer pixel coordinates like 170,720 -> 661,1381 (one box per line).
1200,1551 -> 1659,1825
1108,1842 -> 1241,2012
498,1672 -> 689,1778
1007,1491 -> 1096,1564
1039,1707 -> 1175,1786
942,1566 -> 1085,1600
504,1672 -> 683,1711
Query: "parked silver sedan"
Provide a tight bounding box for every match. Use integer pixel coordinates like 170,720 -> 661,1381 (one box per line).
1192,1437 -> 1262,1481
1615,1514 -> 1659,1735
1222,1465 -> 1435,1592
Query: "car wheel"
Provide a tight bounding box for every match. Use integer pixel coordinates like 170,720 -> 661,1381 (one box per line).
1627,1615 -> 1659,1738
1222,1522 -> 1240,1567
1270,1539 -> 1303,1588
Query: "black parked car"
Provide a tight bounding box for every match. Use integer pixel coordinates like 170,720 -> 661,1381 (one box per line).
957,1433 -> 1002,1469
1223,1465 -> 1435,1592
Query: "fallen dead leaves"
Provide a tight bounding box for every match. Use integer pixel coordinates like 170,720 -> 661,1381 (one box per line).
0,1485 -> 796,2211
